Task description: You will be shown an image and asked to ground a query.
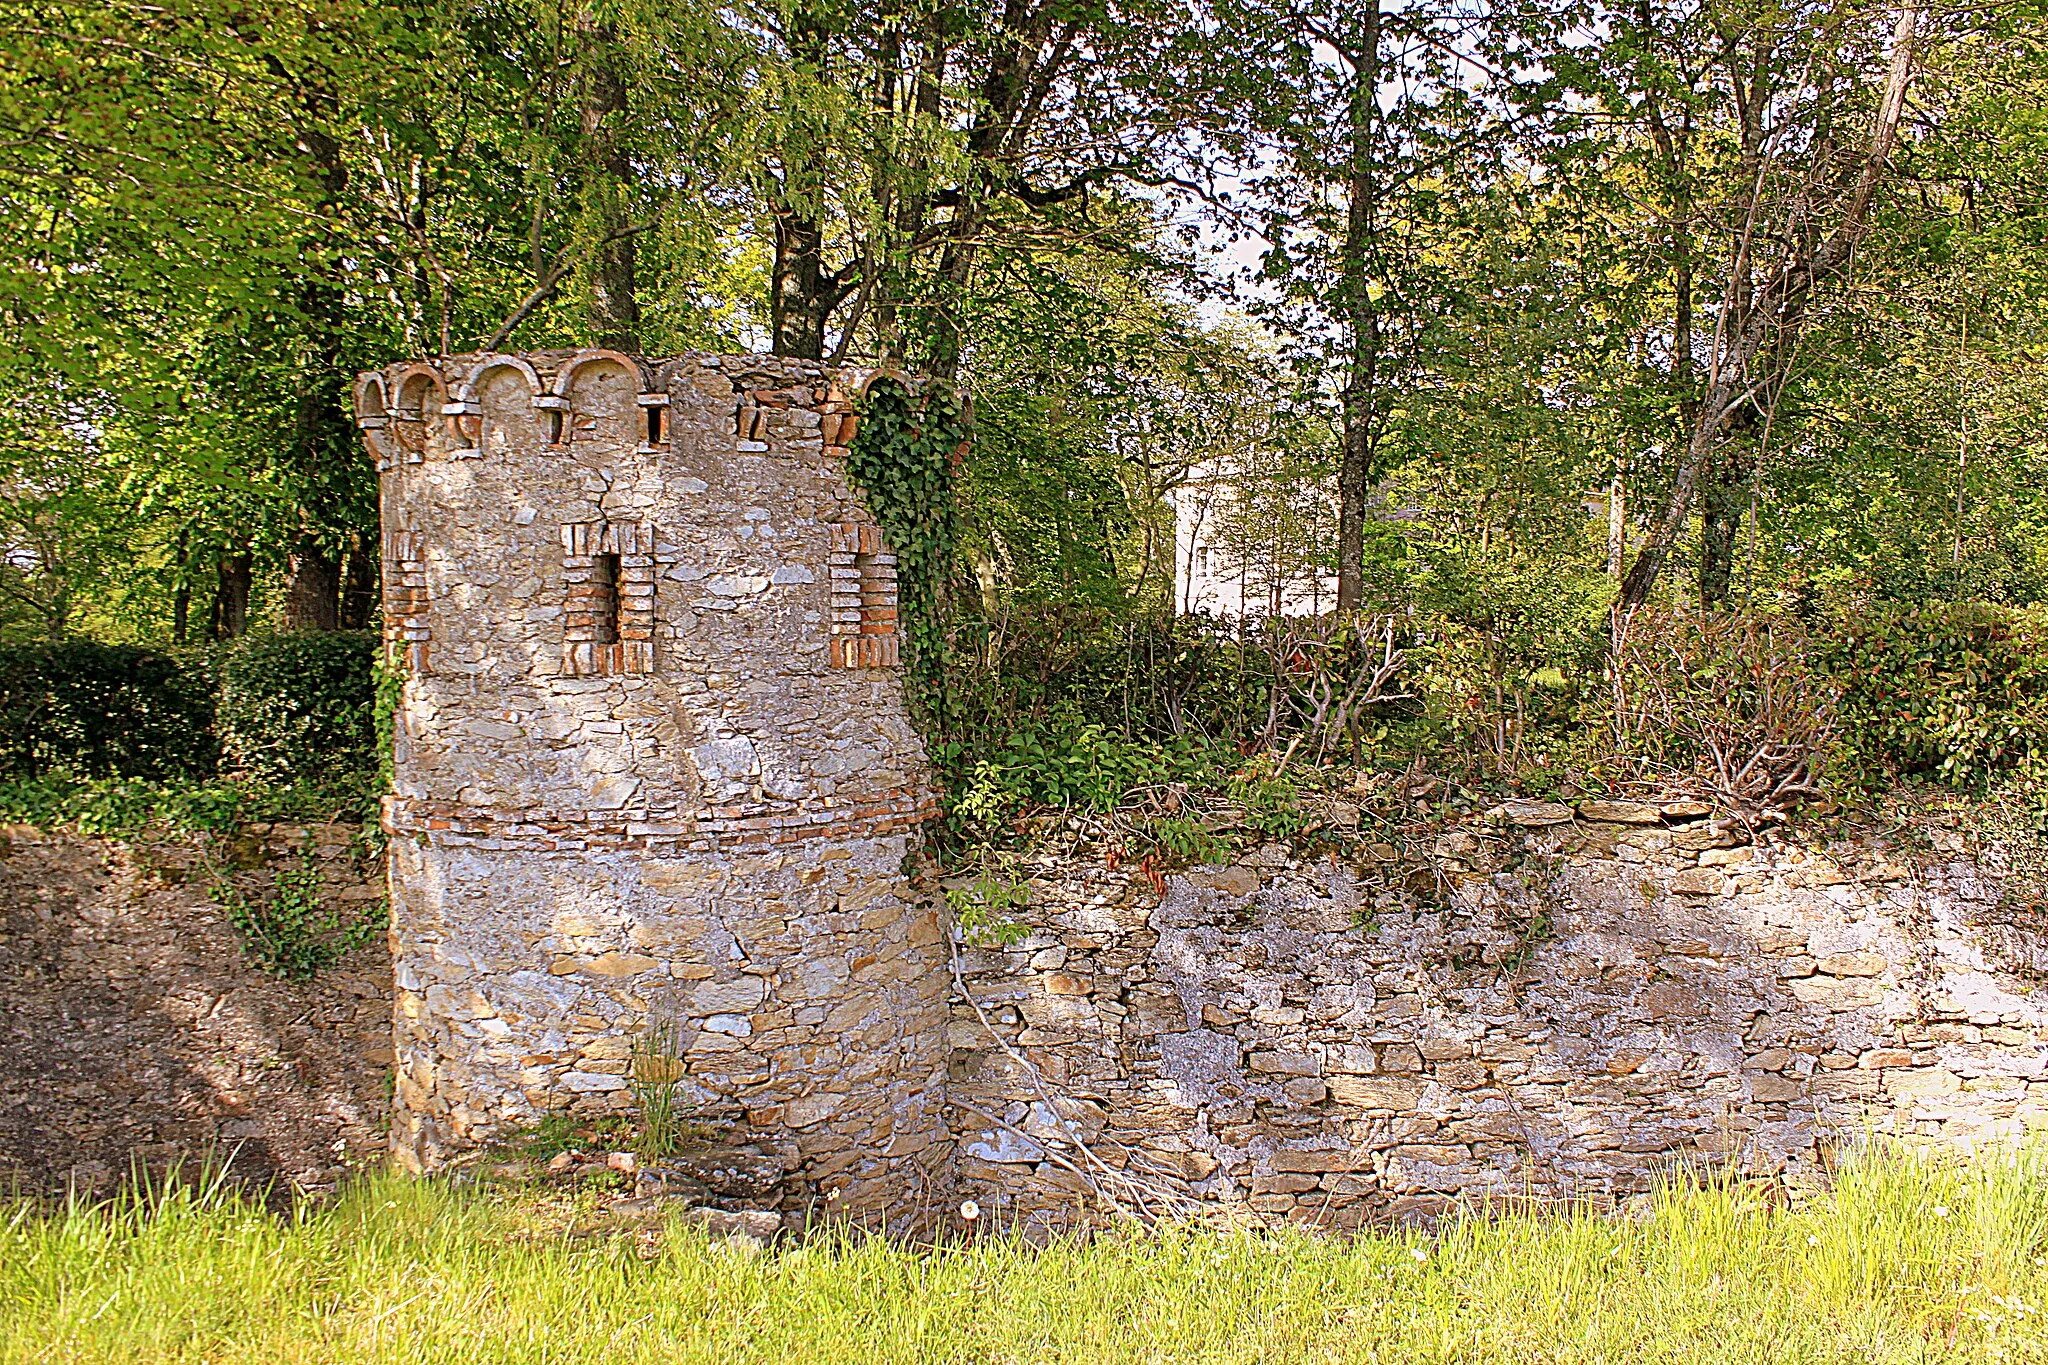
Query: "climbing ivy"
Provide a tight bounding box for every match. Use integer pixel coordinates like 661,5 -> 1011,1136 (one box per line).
372,650 -> 407,796
844,376 -> 968,727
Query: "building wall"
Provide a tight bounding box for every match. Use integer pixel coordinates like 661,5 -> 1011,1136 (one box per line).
1170,475 -> 1338,617
357,349 -> 949,1224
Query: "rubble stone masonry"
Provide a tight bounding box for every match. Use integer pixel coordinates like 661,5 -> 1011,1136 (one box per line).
355,350 -> 945,1224
347,347 -> 2048,1234
948,801 -> 2048,1233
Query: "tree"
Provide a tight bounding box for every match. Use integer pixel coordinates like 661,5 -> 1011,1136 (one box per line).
1611,0 -> 1924,607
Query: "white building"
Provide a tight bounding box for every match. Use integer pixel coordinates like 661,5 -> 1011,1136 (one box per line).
1170,464 -> 1339,616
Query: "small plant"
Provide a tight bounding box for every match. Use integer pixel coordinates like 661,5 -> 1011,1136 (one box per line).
946,866 -> 1031,948
628,1019 -> 689,1160
1149,816 -> 1230,866
214,842 -> 379,978
511,1113 -> 581,1158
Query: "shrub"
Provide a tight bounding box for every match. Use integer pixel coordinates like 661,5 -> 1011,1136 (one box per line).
1823,602 -> 2048,792
1605,610 -> 1840,814
0,641 -> 218,780
217,632 -> 379,781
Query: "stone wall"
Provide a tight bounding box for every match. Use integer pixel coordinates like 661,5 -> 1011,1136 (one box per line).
946,801 -> 2048,1232
358,350 -> 949,1226
0,823 -> 389,1198
344,345 -> 2046,1236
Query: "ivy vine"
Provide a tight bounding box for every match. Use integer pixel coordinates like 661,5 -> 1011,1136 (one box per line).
843,376 -> 967,727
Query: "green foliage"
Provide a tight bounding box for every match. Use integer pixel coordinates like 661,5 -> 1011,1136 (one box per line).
1151,816 -> 1230,865
943,867 -> 1031,948
217,632 -> 378,781
0,642 -> 218,780
372,651 -> 407,796
940,704 -> 1224,843
211,843 -> 379,979
1826,602 -> 2048,793
844,378 -> 967,722
0,770 -> 378,838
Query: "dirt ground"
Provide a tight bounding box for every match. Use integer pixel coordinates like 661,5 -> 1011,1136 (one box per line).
0,823 -> 392,1199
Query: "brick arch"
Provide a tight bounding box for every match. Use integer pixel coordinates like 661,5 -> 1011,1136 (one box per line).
552,350 -> 645,448
391,364 -> 451,462
452,354 -> 543,407
453,355 -> 545,459
549,349 -> 651,399
352,372 -> 395,466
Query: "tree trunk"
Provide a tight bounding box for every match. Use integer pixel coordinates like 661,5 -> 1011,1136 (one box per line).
212,552 -> 253,640
1696,447 -> 1747,606
1334,2 -> 1383,614
772,206 -> 831,359
579,12 -> 639,352
340,538 -> 378,630
284,536 -> 342,631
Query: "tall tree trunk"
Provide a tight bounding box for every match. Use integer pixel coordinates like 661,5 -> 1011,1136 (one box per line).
1618,1 -> 1919,609
579,13 -> 639,352
281,123 -> 355,630
340,538 -> 378,630
1696,445 -> 1749,605
285,535 -> 342,630
772,206 -> 831,359
213,551 -> 253,640
1334,2 -> 1383,613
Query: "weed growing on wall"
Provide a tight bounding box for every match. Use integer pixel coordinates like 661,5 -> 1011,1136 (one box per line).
208,843 -> 378,979
628,1019 -> 690,1160
372,651 -> 407,796
944,865 -> 1030,948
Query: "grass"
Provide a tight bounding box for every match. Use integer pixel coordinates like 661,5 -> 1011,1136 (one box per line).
4,1149 -> 2048,1363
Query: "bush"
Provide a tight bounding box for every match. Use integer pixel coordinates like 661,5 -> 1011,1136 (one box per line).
0,641 -> 218,780
1605,610 -> 1840,813
1823,601 -> 2048,792
217,632 -> 379,781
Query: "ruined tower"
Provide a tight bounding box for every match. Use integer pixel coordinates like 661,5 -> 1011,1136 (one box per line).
354,349 -> 949,1219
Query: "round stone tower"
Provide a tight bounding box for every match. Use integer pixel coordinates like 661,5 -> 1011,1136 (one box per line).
354,349 -> 949,1221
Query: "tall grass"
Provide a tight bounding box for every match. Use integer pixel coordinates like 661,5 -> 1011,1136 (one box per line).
4,1148 -> 2047,1363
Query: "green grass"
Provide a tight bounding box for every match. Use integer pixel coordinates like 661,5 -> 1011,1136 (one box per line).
4,1150 -> 2048,1363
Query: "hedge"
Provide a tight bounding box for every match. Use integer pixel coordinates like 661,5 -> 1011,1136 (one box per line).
0,633 -> 379,785
0,642 -> 219,780
217,632 -> 379,780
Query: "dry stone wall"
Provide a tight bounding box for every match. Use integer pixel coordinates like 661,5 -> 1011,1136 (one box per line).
947,802 -> 2048,1233
357,349 -> 949,1226
0,824 -> 389,1199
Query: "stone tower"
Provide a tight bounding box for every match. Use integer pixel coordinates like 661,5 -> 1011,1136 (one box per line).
353,349 -> 950,1221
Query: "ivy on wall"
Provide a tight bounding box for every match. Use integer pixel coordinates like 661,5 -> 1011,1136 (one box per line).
844,376 -> 967,727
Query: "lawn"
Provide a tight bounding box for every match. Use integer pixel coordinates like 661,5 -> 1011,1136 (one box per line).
4,1148 -> 2045,1363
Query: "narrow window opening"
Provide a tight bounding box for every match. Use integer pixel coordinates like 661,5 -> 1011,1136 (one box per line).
593,553 -> 620,644
646,406 -> 663,445
545,408 -> 565,445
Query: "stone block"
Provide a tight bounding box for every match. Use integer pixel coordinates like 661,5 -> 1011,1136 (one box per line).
1577,800 -> 1663,825
1668,867 -> 1728,897
1327,1076 -> 1421,1109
